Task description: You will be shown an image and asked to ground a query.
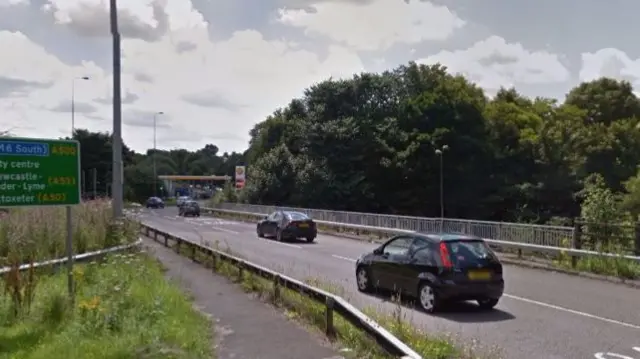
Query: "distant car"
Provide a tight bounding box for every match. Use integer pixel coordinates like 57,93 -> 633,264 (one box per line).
355,233 -> 504,313
256,211 -> 317,242
178,200 -> 200,217
176,196 -> 192,207
146,197 -> 165,209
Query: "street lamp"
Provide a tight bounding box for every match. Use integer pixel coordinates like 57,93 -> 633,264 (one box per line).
67,74 -> 89,301
71,76 -> 90,135
110,0 -> 124,219
435,145 -> 449,225
153,111 -> 164,197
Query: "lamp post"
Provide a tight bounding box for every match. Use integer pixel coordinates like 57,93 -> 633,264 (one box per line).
66,75 -> 88,301
71,76 -> 90,135
153,111 -> 163,197
435,145 -> 449,230
110,0 -> 123,218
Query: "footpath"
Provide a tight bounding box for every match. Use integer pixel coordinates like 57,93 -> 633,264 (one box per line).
143,238 -> 345,359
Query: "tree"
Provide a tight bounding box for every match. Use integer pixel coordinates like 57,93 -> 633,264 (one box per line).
242,64 -> 640,225
69,129 -> 245,201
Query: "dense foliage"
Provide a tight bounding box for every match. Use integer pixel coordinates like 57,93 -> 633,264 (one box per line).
68,129 -> 245,202
240,62 -> 640,224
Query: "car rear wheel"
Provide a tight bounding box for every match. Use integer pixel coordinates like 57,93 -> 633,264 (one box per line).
257,226 -> 264,238
477,298 -> 499,310
418,282 -> 440,313
276,228 -> 283,242
356,266 -> 372,292
306,236 -> 315,243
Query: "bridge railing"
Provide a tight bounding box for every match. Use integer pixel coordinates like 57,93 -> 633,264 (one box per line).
212,203 -> 575,248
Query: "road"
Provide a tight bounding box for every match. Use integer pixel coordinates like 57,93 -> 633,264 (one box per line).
139,208 -> 640,359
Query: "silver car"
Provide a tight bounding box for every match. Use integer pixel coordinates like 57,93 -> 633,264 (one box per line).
176,196 -> 191,207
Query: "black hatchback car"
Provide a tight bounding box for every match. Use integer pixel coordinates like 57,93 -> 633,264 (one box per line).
355,233 -> 504,313
257,211 -> 317,242
146,197 -> 165,209
178,200 -> 200,217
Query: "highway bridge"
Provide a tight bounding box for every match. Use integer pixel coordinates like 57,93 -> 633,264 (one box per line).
138,207 -> 640,359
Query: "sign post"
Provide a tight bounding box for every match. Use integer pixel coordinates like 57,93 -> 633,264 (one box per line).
0,137 -> 81,300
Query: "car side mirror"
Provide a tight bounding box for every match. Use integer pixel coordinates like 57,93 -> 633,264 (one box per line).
373,247 -> 383,255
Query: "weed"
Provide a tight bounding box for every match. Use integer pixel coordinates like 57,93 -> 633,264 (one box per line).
0,253 -> 213,359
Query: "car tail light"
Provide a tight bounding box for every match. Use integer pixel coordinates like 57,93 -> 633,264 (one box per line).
439,242 -> 453,269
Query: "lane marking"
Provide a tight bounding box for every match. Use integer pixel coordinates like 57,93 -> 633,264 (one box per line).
503,294 -> 640,330
255,238 -> 302,249
594,353 -> 634,359
325,255 -> 640,330
332,255 -> 357,262
210,226 -> 240,235
632,347 -> 639,352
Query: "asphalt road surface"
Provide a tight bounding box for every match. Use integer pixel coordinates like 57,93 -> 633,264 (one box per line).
138,208 -> 640,359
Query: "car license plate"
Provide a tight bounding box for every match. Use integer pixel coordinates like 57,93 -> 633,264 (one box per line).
468,270 -> 491,280
298,223 -> 309,228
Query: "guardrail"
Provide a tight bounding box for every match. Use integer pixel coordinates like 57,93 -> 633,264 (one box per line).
202,207 -> 640,264
0,238 -> 143,274
139,223 -> 422,359
211,203 -> 577,248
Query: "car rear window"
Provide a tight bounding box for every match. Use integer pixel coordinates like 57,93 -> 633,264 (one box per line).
287,212 -> 309,220
445,240 -> 496,266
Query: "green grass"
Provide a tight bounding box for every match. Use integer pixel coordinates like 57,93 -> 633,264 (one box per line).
0,200 -> 138,265
554,252 -> 640,279
209,210 -> 640,281
168,237 -> 501,359
0,252 -> 213,359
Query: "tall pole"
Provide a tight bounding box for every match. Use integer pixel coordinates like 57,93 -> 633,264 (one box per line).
93,168 -> 98,199
110,0 -> 123,218
153,111 -> 163,197
435,145 -> 448,232
67,76 -> 88,301
439,154 -> 444,219
71,80 -> 75,135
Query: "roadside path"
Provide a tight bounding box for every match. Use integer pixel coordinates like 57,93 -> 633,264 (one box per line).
144,237 -> 344,359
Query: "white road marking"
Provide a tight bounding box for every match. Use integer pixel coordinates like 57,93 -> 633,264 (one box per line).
260,239 -> 301,249
633,347 -> 639,352
210,226 -> 240,235
594,353 -> 635,359
332,255 -> 357,262
504,294 -> 640,330
325,255 -> 640,330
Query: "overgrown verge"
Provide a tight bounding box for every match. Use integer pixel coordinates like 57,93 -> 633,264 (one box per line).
0,200 -> 139,265
166,236 -> 501,359
0,252 -> 213,359
208,209 -> 640,281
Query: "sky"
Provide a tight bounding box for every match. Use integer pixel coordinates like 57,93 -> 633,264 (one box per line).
1,0 -> 640,154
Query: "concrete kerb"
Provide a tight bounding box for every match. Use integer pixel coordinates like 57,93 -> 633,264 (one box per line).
205,208 -> 640,289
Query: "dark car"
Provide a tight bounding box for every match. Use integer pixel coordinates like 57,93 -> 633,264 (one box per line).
256,211 -> 317,242
178,200 -> 200,217
355,233 -> 504,313
146,197 -> 165,209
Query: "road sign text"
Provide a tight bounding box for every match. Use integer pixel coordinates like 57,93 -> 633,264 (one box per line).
0,137 -> 80,207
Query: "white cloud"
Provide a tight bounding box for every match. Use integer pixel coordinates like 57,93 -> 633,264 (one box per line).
579,48 -> 640,84
0,0 -> 365,153
0,0 -> 28,7
418,36 -> 570,92
277,0 -> 465,51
